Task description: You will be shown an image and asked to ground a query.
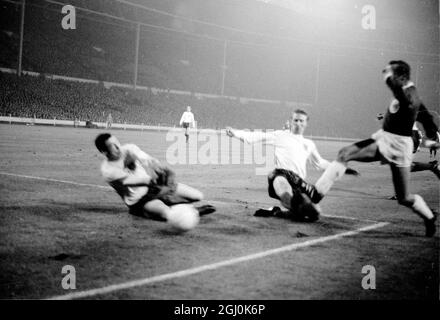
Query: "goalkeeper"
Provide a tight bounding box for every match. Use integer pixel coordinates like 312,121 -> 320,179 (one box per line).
94,133 -> 215,220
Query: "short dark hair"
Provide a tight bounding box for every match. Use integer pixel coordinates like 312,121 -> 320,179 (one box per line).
95,133 -> 112,153
389,60 -> 410,79
292,109 -> 309,120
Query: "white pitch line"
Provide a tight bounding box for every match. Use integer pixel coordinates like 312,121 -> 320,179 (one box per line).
0,172 -> 390,299
0,172 -> 111,189
0,172 -> 381,224
47,221 -> 389,300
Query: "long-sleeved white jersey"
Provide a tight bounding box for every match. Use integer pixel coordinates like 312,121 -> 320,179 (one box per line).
233,130 -> 330,179
179,111 -> 195,127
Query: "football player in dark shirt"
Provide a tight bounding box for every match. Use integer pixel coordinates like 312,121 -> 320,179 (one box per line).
309,61 -> 438,237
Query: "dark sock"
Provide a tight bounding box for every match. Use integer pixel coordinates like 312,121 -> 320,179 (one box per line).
196,205 -> 216,216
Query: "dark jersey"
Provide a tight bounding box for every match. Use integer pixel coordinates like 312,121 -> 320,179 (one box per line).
382,79 -> 418,137
416,104 -> 439,141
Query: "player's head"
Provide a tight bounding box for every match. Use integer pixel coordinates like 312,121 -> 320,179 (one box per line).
388,60 -> 411,82
187,106 -> 191,112
95,133 -> 122,160
291,109 -> 309,135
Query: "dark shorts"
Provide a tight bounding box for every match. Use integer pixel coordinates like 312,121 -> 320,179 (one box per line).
267,168 -> 303,200
182,122 -> 190,129
267,168 -> 320,221
128,171 -> 182,218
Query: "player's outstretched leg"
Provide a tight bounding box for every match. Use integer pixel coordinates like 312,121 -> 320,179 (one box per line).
315,138 -> 379,199
143,199 -> 173,221
388,160 -> 439,199
390,164 -> 436,237
138,183 -> 215,220
164,183 -> 215,216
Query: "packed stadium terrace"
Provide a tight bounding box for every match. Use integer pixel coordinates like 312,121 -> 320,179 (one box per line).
2,68 -> 438,138
1,3 -> 316,101
0,72 -> 304,130
0,71 -> 363,138
1,1 -> 438,138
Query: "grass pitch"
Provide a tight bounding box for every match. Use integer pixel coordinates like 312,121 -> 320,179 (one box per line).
0,124 -> 438,299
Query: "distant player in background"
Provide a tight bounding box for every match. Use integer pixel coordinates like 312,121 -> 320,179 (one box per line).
179,106 -> 195,143
106,113 -> 113,129
311,61 -> 438,236
226,109 -> 359,222
95,133 -> 215,221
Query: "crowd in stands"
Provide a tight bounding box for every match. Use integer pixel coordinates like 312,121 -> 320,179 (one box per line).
1,2 -> 437,139
0,72 -> 286,128
1,72 -> 378,138
0,4 -> 316,100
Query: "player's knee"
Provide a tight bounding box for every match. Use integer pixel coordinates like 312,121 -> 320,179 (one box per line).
193,190 -> 204,201
273,176 -> 291,193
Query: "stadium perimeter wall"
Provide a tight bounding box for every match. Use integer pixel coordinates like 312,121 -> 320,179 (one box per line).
0,116 -> 357,143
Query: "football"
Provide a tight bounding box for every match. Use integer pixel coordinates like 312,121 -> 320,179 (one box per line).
167,204 -> 200,232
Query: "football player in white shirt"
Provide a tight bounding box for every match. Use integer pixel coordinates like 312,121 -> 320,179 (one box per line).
179,106 -> 196,143
226,109 -> 358,221
95,133 -> 215,221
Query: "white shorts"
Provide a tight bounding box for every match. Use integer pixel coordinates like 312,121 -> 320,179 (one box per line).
371,129 -> 413,167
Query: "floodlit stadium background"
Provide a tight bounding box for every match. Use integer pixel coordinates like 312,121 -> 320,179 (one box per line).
0,0 -> 438,300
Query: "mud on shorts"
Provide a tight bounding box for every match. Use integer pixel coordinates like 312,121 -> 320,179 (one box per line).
371,129 -> 413,167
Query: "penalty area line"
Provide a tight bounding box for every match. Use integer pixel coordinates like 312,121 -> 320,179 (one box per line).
46,221 -> 389,300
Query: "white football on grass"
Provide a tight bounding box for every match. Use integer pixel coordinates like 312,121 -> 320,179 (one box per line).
167,204 -> 200,232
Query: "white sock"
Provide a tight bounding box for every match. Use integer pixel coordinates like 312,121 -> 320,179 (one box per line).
412,194 -> 434,220
315,161 -> 347,195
